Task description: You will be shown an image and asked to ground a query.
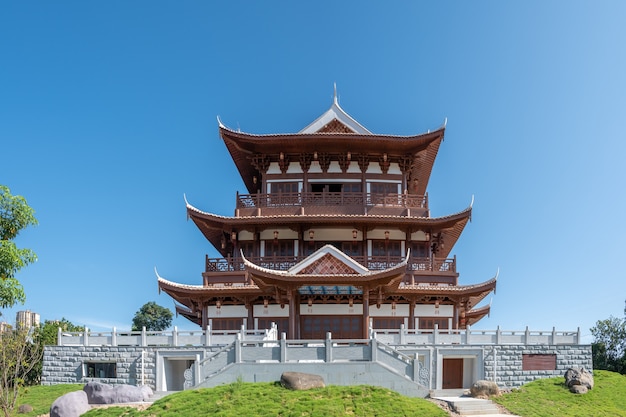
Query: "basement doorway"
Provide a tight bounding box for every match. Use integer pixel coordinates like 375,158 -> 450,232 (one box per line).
157,351 -> 201,391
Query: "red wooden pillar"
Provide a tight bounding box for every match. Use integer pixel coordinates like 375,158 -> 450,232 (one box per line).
362,287 -> 370,339
408,300 -> 415,330
288,289 -> 297,339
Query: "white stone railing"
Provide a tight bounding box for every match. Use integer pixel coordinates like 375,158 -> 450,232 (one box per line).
373,324 -> 582,345
57,324 -> 581,347
56,325 -> 276,347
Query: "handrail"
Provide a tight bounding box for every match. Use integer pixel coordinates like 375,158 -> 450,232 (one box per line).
236,191 -> 428,209
205,255 -> 456,273
199,341 -> 236,366
57,326 -> 582,347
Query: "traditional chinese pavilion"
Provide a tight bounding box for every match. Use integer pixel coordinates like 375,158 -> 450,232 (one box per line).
158,89 -> 496,339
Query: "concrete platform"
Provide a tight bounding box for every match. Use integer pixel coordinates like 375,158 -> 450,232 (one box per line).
432,395 -> 520,416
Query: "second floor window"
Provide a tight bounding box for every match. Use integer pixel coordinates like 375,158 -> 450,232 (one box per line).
272,182 -> 299,194
267,240 -> 295,257
371,240 -> 402,257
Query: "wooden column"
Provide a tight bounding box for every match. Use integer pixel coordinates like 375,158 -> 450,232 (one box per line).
288,288 -> 297,339
246,299 -> 254,328
362,287 -> 370,339
200,301 -> 208,329
408,300 -> 415,330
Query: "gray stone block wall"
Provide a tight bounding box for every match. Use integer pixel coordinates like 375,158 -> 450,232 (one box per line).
42,346 -> 158,389
483,344 -> 593,388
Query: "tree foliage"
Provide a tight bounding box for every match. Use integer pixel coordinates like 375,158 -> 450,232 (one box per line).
0,185 -> 37,309
591,301 -> 626,374
132,301 -> 173,331
0,328 -> 42,417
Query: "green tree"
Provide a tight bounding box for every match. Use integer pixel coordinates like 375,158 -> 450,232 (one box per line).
132,301 -> 173,331
0,185 -> 37,309
591,301 -> 626,374
0,328 -> 42,417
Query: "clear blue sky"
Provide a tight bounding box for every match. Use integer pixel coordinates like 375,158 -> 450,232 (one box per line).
2,2 -> 625,343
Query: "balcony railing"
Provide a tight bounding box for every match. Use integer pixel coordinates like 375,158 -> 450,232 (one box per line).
236,192 -> 428,210
205,255 -> 455,274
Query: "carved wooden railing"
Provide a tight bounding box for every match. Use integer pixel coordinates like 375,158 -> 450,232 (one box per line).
205,255 -> 455,274
236,192 -> 428,209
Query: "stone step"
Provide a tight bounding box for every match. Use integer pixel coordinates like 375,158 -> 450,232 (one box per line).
148,391 -> 177,403
432,396 -> 520,417
452,400 -> 500,414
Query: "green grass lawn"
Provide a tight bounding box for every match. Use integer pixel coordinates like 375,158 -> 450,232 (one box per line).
81,382 -> 449,417
493,370 -> 626,417
12,384 -> 83,417
11,370 -> 626,417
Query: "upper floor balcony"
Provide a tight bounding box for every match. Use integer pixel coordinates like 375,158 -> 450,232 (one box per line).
203,255 -> 457,286
235,191 -> 429,217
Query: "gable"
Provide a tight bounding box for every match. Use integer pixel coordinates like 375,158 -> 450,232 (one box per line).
288,244 -> 369,275
316,118 -> 355,134
297,253 -> 360,275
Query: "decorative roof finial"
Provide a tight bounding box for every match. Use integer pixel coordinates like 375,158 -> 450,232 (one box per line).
333,82 -> 338,104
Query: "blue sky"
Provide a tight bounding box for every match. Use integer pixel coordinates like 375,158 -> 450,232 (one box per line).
2,1 -> 625,343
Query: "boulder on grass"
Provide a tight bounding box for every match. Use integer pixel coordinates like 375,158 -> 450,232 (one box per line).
569,384 -> 588,394
469,380 -> 500,399
83,381 -> 153,404
50,390 -> 90,417
280,372 -> 325,391
564,367 -> 594,390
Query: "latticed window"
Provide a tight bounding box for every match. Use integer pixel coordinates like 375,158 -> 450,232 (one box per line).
411,242 -> 429,258
419,317 -> 449,330
239,241 -> 255,257
272,182 -> 299,193
370,182 -> 398,195
267,240 -> 295,257
371,240 -> 402,257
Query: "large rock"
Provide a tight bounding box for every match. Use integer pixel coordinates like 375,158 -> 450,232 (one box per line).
50,391 -> 90,417
564,367 -> 594,391
569,384 -> 588,394
83,381 -> 153,404
280,372 -> 325,391
469,380 -> 500,399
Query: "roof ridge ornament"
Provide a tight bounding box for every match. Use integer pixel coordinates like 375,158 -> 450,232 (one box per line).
333,82 -> 338,105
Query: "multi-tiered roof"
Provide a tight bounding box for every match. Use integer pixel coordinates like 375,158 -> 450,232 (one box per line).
158,90 -> 496,339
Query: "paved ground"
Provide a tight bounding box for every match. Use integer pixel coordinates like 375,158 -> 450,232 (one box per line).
431,395 -> 520,417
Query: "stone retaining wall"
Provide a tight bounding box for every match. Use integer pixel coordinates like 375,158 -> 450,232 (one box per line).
42,343 -> 593,393
42,346 -> 158,388
483,344 -> 593,388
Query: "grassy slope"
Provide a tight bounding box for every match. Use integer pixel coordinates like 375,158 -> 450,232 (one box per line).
12,371 -> 626,417
493,370 -> 626,417
82,383 -> 449,417
12,384 -> 83,417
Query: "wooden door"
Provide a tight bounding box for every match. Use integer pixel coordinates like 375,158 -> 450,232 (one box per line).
442,358 -> 463,389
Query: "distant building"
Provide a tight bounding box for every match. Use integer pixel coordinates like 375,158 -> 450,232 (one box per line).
16,310 -> 40,329
0,321 -> 11,333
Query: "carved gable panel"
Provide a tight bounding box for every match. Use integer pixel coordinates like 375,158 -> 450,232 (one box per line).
317,119 -> 355,134
297,253 -> 359,275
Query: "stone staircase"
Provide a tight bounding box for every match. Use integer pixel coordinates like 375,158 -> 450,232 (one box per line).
432,394 -> 520,417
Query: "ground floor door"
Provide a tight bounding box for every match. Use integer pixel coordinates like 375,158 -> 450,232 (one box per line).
442,358 -> 463,389
300,316 -> 362,339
